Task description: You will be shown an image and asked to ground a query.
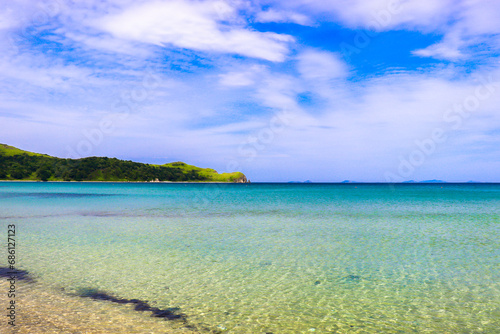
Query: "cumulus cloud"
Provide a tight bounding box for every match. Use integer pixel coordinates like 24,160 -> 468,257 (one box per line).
93,0 -> 294,62
262,0 -> 454,30
264,0 -> 500,62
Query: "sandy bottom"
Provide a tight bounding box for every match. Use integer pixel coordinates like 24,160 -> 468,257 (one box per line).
0,280 -> 199,334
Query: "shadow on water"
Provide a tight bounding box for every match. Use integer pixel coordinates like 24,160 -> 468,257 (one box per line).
72,288 -> 233,333
0,267 -> 35,282
75,288 -> 188,321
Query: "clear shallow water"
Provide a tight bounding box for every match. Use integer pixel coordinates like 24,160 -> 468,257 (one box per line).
1,182 -> 499,333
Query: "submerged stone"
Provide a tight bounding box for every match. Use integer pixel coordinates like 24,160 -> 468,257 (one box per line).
341,274 -> 361,282
75,288 -> 187,322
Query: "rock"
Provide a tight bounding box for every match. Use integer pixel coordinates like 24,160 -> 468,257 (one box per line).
343,274 -> 361,282
234,175 -> 250,183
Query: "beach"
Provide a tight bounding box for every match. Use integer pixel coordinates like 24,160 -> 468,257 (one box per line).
0,278 -> 198,334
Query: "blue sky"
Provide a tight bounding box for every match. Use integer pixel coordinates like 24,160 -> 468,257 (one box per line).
1,0 -> 499,182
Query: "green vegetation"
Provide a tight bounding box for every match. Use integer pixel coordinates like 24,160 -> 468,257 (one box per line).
0,144 -> 49,157
0,144 -> 248,183
164,162 -> 247,182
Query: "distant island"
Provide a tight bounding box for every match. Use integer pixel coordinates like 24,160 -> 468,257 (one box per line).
0,144 -> 248,183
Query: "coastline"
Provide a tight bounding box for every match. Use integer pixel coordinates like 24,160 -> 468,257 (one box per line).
1,180 -> 498,184
0,180 -> 247,184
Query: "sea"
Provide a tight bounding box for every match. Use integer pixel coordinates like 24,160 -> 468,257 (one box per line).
0,182 -> 499,333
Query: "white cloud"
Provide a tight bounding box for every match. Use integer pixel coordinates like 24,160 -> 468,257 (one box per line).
0,54 -> 93,90
3,47 -> 500,181
0,1 -> 45,31
412,44 -> 462,61
411,1 -> 500,60
218,54 -> 500,181
265,0 -> 500,62
266,0 -> 454,31
297,49 -> 348,80
219,71 -> 256,87
63,31 -> 152,58
457,0 -> 500,36
255,9 -> 312,25
0,10 -> 16,31
218,65 -> 268,87
412,32 -> 464,60
93,0 -> 294,62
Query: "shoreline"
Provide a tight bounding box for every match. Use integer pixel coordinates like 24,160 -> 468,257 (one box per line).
1,180 -> 498,184
0,278 -> 200,333
0,180 -> 245,184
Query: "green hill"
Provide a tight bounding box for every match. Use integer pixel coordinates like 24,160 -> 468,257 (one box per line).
0,144 -> 248,183
0,144 -> 50,157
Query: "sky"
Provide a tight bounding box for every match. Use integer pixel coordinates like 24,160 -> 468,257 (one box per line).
1,0 -> 499,182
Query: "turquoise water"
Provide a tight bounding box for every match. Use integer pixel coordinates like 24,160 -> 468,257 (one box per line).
1,182 -> 499,333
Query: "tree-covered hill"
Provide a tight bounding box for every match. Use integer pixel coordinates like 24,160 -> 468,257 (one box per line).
0,144 -> 248,182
